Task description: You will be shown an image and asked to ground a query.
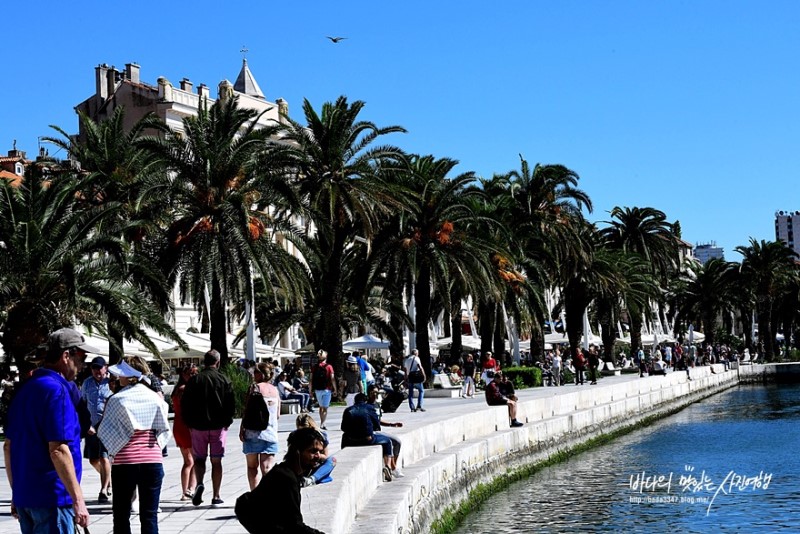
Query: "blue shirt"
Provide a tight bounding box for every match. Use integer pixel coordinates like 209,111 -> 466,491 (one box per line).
80,375 -> 111,425
6,368 -> 82,508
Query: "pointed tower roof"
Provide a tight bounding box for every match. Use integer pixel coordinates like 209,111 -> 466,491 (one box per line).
233,58 -> 265,99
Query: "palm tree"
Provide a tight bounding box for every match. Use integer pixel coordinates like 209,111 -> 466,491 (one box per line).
601,206 -> 679,352
505,157 -> 593,359
671,258 -> 737,348
736,239 -> 798,360
281,96 -> 406,373
0,167 -> 168,366
368,155 -> 501,380
141,95 -> 308,363
45,108 -> 181,362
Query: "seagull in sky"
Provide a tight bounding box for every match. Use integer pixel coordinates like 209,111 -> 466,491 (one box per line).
327,36 -> 347,43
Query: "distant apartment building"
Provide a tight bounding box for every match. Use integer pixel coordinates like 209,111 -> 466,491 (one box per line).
693,242 -> 724,264
775,211 -> 800,258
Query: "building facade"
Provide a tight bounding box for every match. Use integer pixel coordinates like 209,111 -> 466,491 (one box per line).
775,211 -> 800,258
693,242 -> 725,264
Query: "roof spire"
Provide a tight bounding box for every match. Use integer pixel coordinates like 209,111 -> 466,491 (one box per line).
234,49 -> 264,99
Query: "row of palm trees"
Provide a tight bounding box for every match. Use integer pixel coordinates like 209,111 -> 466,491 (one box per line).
1,94 -> 798,377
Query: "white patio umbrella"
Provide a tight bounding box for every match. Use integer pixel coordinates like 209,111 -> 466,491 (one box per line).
342,333 -> 391,351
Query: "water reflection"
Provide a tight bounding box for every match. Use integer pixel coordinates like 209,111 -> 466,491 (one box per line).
454,385 -> 800,533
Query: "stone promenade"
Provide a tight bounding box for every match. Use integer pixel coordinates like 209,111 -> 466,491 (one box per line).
0,367 -> 739,533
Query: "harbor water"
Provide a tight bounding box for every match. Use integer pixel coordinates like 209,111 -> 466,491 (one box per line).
454,384 -> 800,533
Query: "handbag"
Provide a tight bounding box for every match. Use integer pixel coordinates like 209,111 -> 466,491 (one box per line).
408,358 -> 424,384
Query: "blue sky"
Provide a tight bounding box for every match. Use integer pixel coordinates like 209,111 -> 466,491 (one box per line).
3,1 -> 798,259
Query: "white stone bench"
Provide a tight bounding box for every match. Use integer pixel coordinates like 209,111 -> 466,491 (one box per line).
428,373 -> 462,398
280,398 -> 301,415
601,361 -> 621,376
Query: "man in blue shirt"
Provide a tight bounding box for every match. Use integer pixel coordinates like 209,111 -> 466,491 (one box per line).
81,355 -> 113,502
340,393 -> 396,481
3,327 -> 93,533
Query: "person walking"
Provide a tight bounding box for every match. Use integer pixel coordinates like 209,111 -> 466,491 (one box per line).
461,353 -> 476,398
311,350 -> 337,430
170,365 -> 197,500
587,346 -> 600,385
4,327 -> 93,533
240,363 -> 280,490
81,355 -> 113,503
342,355 -> 364,407
98,358 -> 171,534
404,350 -> 426,412
573,349 -> 586,385
180,349 -> 235,507
551,351 -> 562,386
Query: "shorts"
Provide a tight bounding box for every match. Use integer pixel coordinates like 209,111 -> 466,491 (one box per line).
243,438 -> 279,455
487,399 -> 509,407
18,506 -> 74,534
191,428 -> 228,460
315,389 -> 332,408
83,433 -> 109,460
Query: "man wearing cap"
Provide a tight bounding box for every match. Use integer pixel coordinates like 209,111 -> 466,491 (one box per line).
180,349 -> 235,506
81,355 -> 113,502
484,372 -> 524,428
3,327 -> 94,533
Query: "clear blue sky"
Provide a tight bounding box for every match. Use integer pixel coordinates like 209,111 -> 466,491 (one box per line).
3,1 -> 798,260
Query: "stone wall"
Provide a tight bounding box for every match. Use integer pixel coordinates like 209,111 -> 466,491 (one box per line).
303,366 -> 742,534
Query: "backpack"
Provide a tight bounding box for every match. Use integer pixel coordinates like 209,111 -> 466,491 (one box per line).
241,383 -> 269,431
312,363 -> 329,391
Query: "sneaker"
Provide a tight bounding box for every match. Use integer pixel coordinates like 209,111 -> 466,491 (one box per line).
98,491 -> 109,504
192,484 -> 204,506
321,425 -> 327,430
511,420 -> 524,428
410,408 -> 416,412
392,469 -> 405,478
417,407 -> 426,412
382,466 -> 393,482
211,498 -> 224,506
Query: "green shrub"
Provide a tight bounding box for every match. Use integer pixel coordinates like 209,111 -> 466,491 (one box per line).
504,366 -> 542,388
221,363 -> 253,418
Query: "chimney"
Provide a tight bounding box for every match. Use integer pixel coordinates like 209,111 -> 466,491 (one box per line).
125,63 -> 140,84
107,66 -> 119,99
95,63 -> 109,100
198,84 -> 210,99
180,78 -> 193,92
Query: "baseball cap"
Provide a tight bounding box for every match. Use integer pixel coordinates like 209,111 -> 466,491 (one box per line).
90,356 -> 107,368
48,328 -> 101,354
346,355 -> 358,364
107,361 -> 142,379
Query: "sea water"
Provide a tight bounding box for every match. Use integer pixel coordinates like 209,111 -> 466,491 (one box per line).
454,384 -> 800,533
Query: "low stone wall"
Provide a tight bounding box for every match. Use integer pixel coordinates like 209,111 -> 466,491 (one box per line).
739,362 -> 800,383
303,366 -> 740,534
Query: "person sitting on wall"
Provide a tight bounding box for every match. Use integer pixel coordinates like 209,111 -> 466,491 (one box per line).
485,373 -> 523,428
496,371 -> 518,401
340,393 -> 397,482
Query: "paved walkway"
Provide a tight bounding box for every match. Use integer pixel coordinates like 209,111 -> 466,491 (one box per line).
0,372 -> 648,533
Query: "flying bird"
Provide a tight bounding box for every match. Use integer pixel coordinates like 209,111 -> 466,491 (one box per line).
327,36 -> 347,43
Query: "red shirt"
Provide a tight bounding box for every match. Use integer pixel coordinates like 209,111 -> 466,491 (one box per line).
483,358 -> 498,370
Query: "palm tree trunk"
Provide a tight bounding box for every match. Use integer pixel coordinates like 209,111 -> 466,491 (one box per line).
478,299 -> 494,355
629,310 -> 644,356
108,322 -> 124,365
209,276 -> 229,364
414,262 -> 433,383
449,287 -> 463,363
318,230 -> 347,379
493,302 -> 505,366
